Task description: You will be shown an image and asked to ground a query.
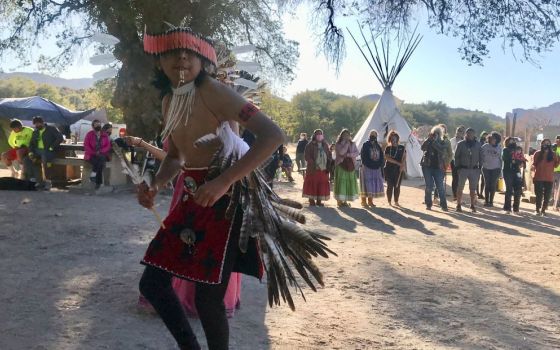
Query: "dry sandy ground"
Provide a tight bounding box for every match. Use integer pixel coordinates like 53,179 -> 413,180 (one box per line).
1,168 -> 560,350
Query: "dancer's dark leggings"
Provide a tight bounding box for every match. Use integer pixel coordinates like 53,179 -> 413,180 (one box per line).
385,167 -> 402,203
535,181 -> 553,212
139,229 -> 240,350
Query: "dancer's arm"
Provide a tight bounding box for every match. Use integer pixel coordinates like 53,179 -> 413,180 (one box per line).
125,136 -> 167,161
194,78 -> 283,207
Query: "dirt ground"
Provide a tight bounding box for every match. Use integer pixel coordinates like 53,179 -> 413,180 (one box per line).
1,166 -> 559,350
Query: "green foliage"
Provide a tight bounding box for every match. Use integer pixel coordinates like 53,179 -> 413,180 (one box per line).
261,89 -> 375,142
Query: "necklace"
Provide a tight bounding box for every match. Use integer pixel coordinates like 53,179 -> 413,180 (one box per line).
161,70 -> 196,140
389,145 -> 399,159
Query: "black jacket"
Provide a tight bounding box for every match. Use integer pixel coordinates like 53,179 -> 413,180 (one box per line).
30,124 -> 63,153
361,141 -> 384,169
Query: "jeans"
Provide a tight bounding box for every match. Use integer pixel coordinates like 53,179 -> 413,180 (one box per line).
482,168 -> 501,204
423,167 -> 447,209
534,181 -> 553,212
503,171 -> 522,211
295,152 -> 306,171
32,149 -> 55,183
450,160 -> 458,198
88,155 -> 107,185
553,173 -> 560,208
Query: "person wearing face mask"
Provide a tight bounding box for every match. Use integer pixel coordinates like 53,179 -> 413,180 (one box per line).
303,129 -> 332,206
502,137 -> 521,213
449,125 -> 466,201
454,128 -> 482,212
477,131 -> 489,199
334,129 -> 359,207
480,132 -> 502,207
421,126 -> 449,211
28,116 -> 63,190
384,130 -> 406,206
295,132 -> 308,172
84,119 -> 112,189
531,138 -> 560,216
358,129 -> 384,207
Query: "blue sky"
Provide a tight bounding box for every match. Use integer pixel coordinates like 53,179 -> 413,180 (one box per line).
2,4 -> 559,117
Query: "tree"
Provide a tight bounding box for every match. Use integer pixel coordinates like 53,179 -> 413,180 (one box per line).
309,0 -> 560,66
0,1 -> 299,138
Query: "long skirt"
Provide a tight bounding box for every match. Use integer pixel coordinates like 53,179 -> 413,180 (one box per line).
334,165 -> 359,201
138,170 -> 244,318
303,168 -> 331,200
360,166 -> 385,198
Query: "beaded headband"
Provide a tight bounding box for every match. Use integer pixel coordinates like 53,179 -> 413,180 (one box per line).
143,27 -> 217,66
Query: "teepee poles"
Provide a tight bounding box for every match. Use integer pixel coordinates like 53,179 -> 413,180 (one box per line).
347,25 -> 423,91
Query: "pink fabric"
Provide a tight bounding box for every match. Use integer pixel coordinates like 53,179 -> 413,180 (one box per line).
138,171 -> 242,318
335,141 -> 359,166
83,130 -> 111,160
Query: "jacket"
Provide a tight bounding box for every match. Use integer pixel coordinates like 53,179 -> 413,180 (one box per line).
421,138 -> 447,170
360,140 -> 384,169
532,150 -> 560,182
84,130 -> 112,160
480,143 -> 502,170
304,140 -> 332,172
8,126 -> 34,148
454,139 -> 481,169
335,141 -> 359,167
29,124 -> 63,153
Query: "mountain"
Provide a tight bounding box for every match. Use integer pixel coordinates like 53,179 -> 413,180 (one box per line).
0,72 -> 95,90
510,102 -> 560,131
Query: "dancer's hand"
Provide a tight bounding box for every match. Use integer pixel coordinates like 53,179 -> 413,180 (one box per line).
194,177 -> 231,207
137,181 -> 158,208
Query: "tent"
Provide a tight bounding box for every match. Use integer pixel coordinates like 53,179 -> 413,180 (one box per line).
349,28 -> 424,178
0,96 -> 95,125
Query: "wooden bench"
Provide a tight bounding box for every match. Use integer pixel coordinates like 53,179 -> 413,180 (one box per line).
52,143 -> 129,188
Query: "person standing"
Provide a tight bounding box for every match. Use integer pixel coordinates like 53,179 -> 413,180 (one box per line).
420,126 -> 448,211
1,119 -> 34,180
334,129 -> 359,207
532,139 -> 560,216
303,129 -> 331,206
359,130 -> 384,207
477,131 -> 489,199
480,132 -> 502,207
552,135 -> 560,211
449,125 -> 466,201
454,128 -> 482,212
28,116 -> 63,190
295,132 -> 308,172
502,137 -> 520,213
384,130 -> 406,206
84,119 -> 112,189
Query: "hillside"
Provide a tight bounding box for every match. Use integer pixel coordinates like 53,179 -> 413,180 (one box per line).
511,102 -> 560,131
0,72 -> 95,90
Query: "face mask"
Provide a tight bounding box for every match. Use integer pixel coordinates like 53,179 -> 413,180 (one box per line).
370,136 -> 377,142
35,125 -> 44,130
508,143 -> 516,149
94,126 -> 102,131
391,137 -> 398,143
316,135 -> 324,142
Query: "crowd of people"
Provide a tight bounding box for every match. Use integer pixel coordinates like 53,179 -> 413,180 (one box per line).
294,124 -> 560,216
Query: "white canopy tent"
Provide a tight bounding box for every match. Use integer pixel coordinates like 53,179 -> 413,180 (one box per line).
349,27 -> 424,178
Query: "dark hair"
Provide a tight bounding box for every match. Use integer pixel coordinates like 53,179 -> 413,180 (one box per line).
537,138 -> 554,163
490,131 -> 501,145
466,127 -> 475,134
503,136 -> 515,147
32,116 -> 44,124
386,129 -> 400,144
91,119 -> 101,127
102,123 -> 112,131
9,119 -> 22,129
456,125 -> 466,133
336,129 -> 351,144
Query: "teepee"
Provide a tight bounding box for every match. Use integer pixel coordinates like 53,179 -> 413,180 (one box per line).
349,27 -> 424,178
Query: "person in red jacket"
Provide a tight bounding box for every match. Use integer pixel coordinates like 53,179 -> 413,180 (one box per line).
532,138 -> 560,216
83,119 -> 112,189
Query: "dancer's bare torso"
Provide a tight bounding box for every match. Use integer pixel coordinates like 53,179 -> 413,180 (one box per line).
164,77 -> 227,168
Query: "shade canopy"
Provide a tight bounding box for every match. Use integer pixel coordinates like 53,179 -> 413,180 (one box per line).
0,96 -> 95,125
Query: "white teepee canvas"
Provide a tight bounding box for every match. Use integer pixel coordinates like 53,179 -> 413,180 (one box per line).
349,26 -> 424,177
353,90 -> 423,177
